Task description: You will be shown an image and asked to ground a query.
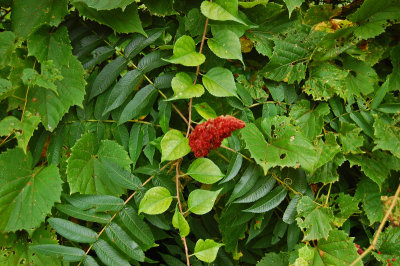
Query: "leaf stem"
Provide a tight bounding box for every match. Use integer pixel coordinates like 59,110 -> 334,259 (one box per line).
349,183 -> 400,266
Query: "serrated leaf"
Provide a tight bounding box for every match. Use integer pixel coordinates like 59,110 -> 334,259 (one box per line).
129,124 -> 144,168
208,29 -> 243,64
138,186 -> 173,215
314,230 -> 363,265
56,204 -> 111,223
374,226 -> 400,263
227,163 -> 260,204
355,177 -> 383,225
164,35 -> 205,66
137,50 -> 170,73
100,159 -> 142,190
187,158 -> 224,184
73,2 -> 146,35
200,1 -> 247,25
67,133 -> 132,195
172,205 -> 190,237
244,186 -> 287,213
72,0 -> 135,10
202,67 -> 238,97
93,239 -> 130,266
311,133 -> 341,172
338,122 -> 363,154
168,72 -> 204,100
158,100 -> 171,133
296,196 -> 333,240
331,193 -> 360,227
119,206 -> 155,250
105,223 -> 145,262
65,194 -> 124,212
21,61 -> 63,94
257,252 -> 289,265
290,100 -> 330,140
12,0 -> 68,38
193,239 -> 224,263
283,0 -> 305,17
235,175 -> 276,203
188,189 -> 221,215
161,129 -> 191,161
124,28 -> 164,59
30,245 -> 85,262
0,148 -> 62,232
220,153 -> 242,183
119,84 -> 158,124
283,194 -> 300,224
241,118 -> 318,174
48,218 -> 98,243
141,0 -> 175,16
373,113 -> 400,158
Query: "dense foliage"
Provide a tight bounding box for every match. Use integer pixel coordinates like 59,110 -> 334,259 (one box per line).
1,0 -> 400,265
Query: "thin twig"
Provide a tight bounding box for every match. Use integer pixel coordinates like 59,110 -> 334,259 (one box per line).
350,183 -> 400,266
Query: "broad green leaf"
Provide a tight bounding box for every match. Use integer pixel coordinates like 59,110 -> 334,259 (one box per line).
296,196 -> 333,240
72,0 -> 135,10
65,194 -> 124,212
244,186 -> 287,213
313,230 -> 363,266
138,186 -> 173,215
234,175 -> 276,203
119,84 -> 158,124
347,151 -> 400,189
163,35 -> 205,66
0,148 -> 62,232
168,72 -> 204,100
93,239 -> 130,266
21,61 -> 63,94
193,102 -> 218,119
48,218 -> 98,243
103,69 -> 143,114
73,2 -> 146,35
311,133 -> 341,173
355,177 -> 383,225
202,67 -> 238,97
290,100 -> 330,140
303,4 -> 342,25
348,0 -> 400,40
0,31 -> 16,66
193,239 -> 224,263
239,0 -> 270,8
105,223 -> 145,262
374,226 -> 400,263
208,29 -> 243,64
141,0 -> 175,16
257,252 -> 288,265
338,122 -> 363,154
172,205 -> 190,237
56,204 -> 111,223
67,133 -> 132,195
0,116 -> 20,136
308,154 -> 344,184
119,206 -> 155,250
100,159 -> 142,190
185,8 -> 207,37
373,113 -> 400,158
187,158 -> 224,184
0,78 -> 13,101
161,129 -> 191,161
188,189 -> 221,215
331,193 -> 360,227
241,118 -> 318,174
200,1 -> 247,25
30,245 -> 85,262
12,0 -> 68,38
283,0 -> 305,17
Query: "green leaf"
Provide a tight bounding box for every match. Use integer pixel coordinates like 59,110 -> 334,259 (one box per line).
239,0 -> 270,8
200,1 -> 247,25
0,148 -> 62,232
283,0 -> 305,17
202,67 -> 238,97
188,189 -> 221,215
100,159 -> 142,190
93,239 -> 130,266
161,129 -> 191,161
355,177 -> 383,225
119,206 -> 156,250
373,113 -> 400,158
56,204 -> 111,223
331,193 -> 360,227
311,133 -> 341,172
158,100 -> 171,133
72,0 -> 135,10
241,118 -> 318,174
0,78 -> 13,101
193,239 -> 224,263
220,153 -> 242,183
163,35 -> 205,66
21,61 -> 63,94
187,158 -> 224,184
119,84 -> 158,124
48,218 -> 98,243
11,0 -> 68,38
235,175 -> 276,203
313,230 -> 362,266
30,245 -> 85,262
374,226 -> 400,263
257,252 -> 289,265
283,194 -> 301,224
141,0 -> 175,16
172,205 -> 190,237
65,194 -> 124,212
73,2 -> 146,35
67,133 -> 132,195
207,29 -> 243,64
193,102 -> 218,120
124,28 -> 164,59
296,196 -> 333,240
290,100 -> 330,140
338,122 -> 363,154
105,223 -> 145,262
244,186 -> 287,213
129,124 -> 144,168
0,31 -> 16,66
227,163 -> 260,204
138,186 -> 173,215
168,72 -> 205,100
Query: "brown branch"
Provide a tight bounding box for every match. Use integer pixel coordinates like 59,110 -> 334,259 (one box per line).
350,183 -> 400,266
